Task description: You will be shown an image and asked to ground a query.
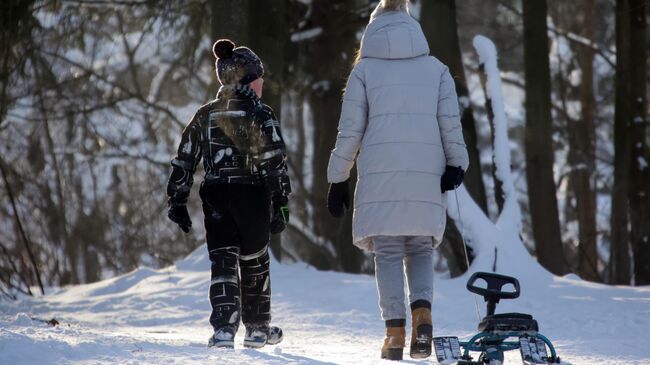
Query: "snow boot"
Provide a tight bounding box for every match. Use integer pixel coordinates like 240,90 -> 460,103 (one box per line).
267,326 -> 283,345
243,325 -> 283,348
409,300 -> 433,359
208,326 -> 236,348
381,319 -> 406,361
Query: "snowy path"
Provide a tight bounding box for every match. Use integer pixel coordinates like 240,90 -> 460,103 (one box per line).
1,247 -> 649,365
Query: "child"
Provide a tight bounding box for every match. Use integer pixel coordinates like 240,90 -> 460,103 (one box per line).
326,0 -> 468,360
166,39 -> 291,349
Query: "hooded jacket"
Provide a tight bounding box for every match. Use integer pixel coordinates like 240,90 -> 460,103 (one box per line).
167,84 -> 291,207
327,8 -> 469,251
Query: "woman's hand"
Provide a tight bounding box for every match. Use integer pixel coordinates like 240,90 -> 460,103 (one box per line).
327,179 -> 350,218
441,166 -> 465,193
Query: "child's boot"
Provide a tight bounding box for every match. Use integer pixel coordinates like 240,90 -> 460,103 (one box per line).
208,326 -> 236,348
207,247 -> 240,349
409,300 -> 432,359
381,319 -> 406,361
244,325 -> 283,348
267,325 -> 283,345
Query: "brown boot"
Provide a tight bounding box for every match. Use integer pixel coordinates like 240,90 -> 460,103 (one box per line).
410,300 -> 432,359
381,319 -> 406,361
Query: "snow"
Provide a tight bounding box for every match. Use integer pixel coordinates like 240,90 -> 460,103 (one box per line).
638,156 -> 648,171
291,27 -> 323,42
1,246 -> 649,365
447,35 -> 535,277
472,35 -> 516,202
2,12 -> 647,365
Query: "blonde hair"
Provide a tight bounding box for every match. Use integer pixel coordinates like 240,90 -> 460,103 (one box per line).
352,48 -> 362,67
380,0 -> 409,11
371,0 -> 410,21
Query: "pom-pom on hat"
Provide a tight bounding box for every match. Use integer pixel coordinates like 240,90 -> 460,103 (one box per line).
213,39 -> 264,85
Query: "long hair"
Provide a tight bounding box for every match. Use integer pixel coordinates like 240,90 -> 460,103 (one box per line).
352,48 -> 362,67
380,0 -> 408,11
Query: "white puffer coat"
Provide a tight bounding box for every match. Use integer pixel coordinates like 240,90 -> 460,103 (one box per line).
327,9 -> 469,251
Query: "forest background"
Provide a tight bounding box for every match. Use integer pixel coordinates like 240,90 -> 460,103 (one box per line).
0,0 -> 648,297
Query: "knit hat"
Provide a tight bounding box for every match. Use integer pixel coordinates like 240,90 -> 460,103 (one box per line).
213,39 -> 264,85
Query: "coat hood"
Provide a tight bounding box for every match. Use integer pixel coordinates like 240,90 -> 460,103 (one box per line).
359,10 -> 430,60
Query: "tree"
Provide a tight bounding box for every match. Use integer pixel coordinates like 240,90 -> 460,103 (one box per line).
302,0 -> 366,273
420,0 -> 487,275
421,0 -> 488,215
571,0 -> 599,282
522,0 -> 566,275
211,0 -> 293,261
610,0 -> 632,284
627,0 -> 649,285
1,2 -> 207,291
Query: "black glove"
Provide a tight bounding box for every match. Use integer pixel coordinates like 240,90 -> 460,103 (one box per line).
270,197 -> 289,234
441,165 -> 465,193
168,204 -> 192,233
327,179 -> 350,218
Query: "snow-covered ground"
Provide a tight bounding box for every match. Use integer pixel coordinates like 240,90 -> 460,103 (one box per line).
1,245 -> 649,365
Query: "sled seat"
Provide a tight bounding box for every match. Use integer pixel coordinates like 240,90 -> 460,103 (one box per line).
478,313 -> 539,332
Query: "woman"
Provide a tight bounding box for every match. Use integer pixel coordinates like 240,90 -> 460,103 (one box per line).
326,0 -> 469,360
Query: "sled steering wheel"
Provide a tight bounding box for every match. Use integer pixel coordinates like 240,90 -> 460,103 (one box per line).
466,272 -> 520,301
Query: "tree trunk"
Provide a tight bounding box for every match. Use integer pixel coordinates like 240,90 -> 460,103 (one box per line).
522,0 -> 566,275
211,1 -> 251,44
420,0 -> 488,214
247,1 -> 289,262
610,0 -> 632,285
420,0 -> 482,275
627,0 -> 649,285
210,1 -> 292,261
304,0 -> 364,273
439,217 -> 471,276
571,0 -> 599,282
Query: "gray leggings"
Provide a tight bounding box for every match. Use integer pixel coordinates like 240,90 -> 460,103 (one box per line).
373,236 -> 434,320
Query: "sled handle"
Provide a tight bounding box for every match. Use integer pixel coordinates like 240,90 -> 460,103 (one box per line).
466,272 -> 520,301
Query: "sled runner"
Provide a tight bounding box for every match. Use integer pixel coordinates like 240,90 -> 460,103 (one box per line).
519,335 -> 549,364
433,336 -> 462,364
434,272 -> 568,365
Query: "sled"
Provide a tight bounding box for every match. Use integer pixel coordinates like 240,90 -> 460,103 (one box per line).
434,272 -> 568,365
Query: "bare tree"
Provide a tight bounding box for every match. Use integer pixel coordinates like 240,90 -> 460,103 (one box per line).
420,0 -> 486,275
522,0 -> 566,275
1,1 -> 206,291
569,0 -> 599,282
421,0 -> 488,214
292,0 -> 368,273
627,0 -> 649,285
610,0 -> 633,284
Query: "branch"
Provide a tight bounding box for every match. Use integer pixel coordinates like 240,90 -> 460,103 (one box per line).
68,0 -> 151,6
94,152 -> 169,169
496,0 -> 616,69
39,49 -> 185,130
0,160 -> 44,295
0,241 -> 33,297
549,26 -> 615,69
